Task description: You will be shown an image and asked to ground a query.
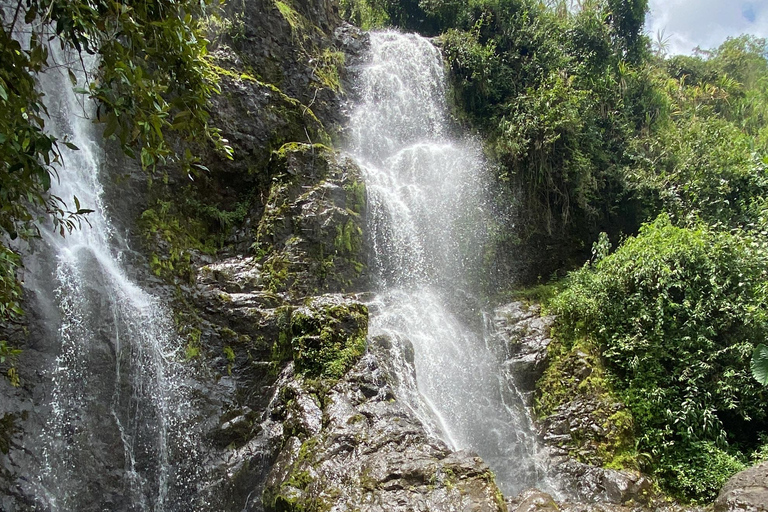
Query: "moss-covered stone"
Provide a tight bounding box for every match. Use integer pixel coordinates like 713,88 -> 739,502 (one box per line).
271,296 -> 368,380
254,144 -> 367,296
263,436 -> 334,512
535,334 -> 639,470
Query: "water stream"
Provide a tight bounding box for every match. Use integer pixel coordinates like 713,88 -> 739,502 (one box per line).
11,26 -> 553,510
348,31 -> 552,497
24,47 -> 202,512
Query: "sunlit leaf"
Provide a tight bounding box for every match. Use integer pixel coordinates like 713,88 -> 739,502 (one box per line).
751,344 -> 768,386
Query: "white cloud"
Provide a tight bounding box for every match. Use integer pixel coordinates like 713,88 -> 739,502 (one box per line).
645,0 -> 768,55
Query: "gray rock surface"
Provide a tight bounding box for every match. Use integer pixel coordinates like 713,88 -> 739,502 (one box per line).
715,461 -> 768,512
254,143 -> 368,296
491,302 -> 554,397
260,335 -> 506,512
555,460 -> 652,505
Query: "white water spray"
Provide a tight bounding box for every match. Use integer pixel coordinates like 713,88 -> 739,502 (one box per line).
24,48 -> 202,511
349,31 -> 551,496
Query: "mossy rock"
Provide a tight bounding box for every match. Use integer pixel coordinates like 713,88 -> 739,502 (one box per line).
272,295 -> 368,380
255,144 -> 367,296
535,336 -> 639,470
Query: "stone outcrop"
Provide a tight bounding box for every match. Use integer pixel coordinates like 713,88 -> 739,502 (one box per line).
490,301 -> 554,399
715,461 -> 768,512
254,143 -> 368,297
191,252 -> 507,511
492,302 -> 688,512
259,336 -> 506,512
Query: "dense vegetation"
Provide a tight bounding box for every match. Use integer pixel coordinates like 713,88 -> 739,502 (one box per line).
339,0 -> 768,503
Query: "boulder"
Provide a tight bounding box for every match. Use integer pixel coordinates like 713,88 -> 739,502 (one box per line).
715,461 -> 768,512
491,302 -> 554,396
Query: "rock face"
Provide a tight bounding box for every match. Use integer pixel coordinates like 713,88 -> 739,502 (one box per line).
259,335 -> 506,512
192,240 -> 505,511
492,301 -> 703,512
490,302 -> 554,398
715,461 -> 768,512
254,144 -> 368,296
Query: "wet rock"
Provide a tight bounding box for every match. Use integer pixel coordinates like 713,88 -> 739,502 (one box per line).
334,23 -> 370,65
218,0 -> 347,128
715,461 -> 768,512
212,407 -> 257,449
539,395 -> 628,463
508,488 -> 560,512
491,302 -> 554,395
260,338 -> 506,512
553,460 -> 653,505
254,144 -> 368,296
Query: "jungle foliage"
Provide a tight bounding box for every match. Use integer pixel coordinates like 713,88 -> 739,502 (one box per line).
547,31 -> 768,502
338,0 -> 768,503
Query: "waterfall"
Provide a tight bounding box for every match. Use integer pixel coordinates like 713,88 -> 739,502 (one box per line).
348,31 -> 552,497
22,48 -> 202,511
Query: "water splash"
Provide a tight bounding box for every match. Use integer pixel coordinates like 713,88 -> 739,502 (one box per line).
349,31 -> 552,496
24,46 -> 203,511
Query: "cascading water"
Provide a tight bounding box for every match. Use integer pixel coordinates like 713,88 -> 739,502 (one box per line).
348,31 -> 553,497
22,47 -> 203,511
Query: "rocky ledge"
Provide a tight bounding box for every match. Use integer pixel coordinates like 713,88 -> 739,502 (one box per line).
494,300 -> 768,512
262,334 -> 505,512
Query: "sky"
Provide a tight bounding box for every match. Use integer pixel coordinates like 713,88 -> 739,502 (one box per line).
645,0 -> 768,55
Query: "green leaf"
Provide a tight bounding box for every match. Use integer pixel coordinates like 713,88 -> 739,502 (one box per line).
103,113 -> 118,139
24,5 -> 37,24
751,343 -> 768,386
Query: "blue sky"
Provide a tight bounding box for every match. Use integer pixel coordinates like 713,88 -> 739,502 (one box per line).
646,0 -> 768,55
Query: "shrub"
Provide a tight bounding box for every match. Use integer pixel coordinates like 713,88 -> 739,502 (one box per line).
552,215 -> 768,501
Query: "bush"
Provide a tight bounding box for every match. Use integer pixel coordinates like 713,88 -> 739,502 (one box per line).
552,215 -> 768,501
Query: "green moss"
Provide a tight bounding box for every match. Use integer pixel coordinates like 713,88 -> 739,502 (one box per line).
263,436 -> 333,512
263,253 -> 292,292
344,180 -> 366,215
139,199 -> 215,283
220,327 -> 238,341
535,334 -> 640,470
271,306 -> 295,369
169,286 -> 207,364
184,327 -> 203,360
313,49 -> 345,93
270,301 -> 368,380
139,181 -> 251,284
334,220 -> 362,255
274,142 -> 333,160
290,302 -> 368,379
275,0 -> 305,33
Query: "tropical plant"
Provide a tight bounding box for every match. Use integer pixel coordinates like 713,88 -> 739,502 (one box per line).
753,343 -> 768,386
552,216 -> 768,500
